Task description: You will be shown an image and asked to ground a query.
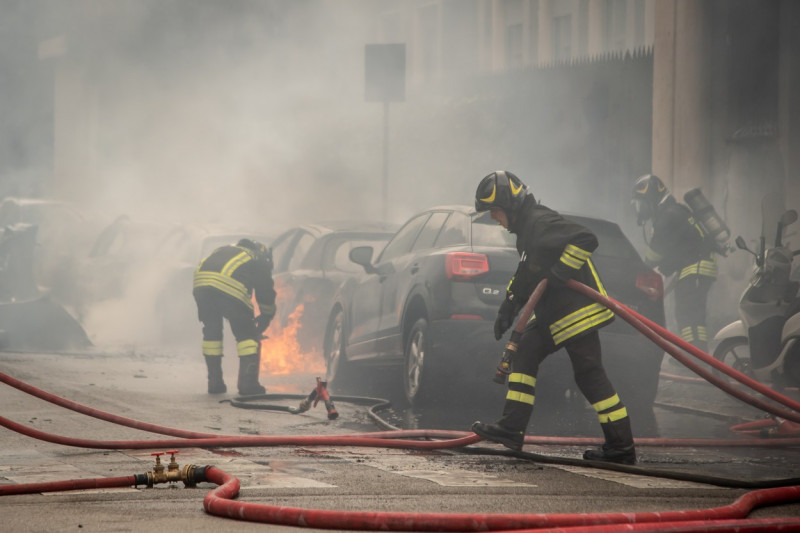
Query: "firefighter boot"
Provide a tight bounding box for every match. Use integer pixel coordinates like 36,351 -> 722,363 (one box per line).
583,417 -> 636,464
471,421 -> 524,451
237,354 -> 266,396
204,356 -> 227,395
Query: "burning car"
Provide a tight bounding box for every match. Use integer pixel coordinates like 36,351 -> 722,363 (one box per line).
268,221 -> 397,357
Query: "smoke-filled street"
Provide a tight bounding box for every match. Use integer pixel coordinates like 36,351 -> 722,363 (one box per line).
2,1 -> 800,530
2,345 -> 800,531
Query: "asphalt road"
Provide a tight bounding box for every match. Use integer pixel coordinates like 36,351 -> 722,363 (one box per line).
1,344 -> 800,532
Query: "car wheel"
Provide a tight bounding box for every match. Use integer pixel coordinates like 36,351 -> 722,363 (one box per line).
403,317 -> 440,406
323,308 -> 351,389
712,336 -> 751,380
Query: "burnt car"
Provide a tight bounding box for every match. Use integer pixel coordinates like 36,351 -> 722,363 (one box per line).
269,221 -> 396,354
323,205 -> 665,422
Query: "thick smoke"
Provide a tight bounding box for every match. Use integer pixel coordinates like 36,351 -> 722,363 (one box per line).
1,1 -> 402,346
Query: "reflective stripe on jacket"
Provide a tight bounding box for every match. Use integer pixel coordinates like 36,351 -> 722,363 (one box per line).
647,196 -> 716,280
193,245 -> 276,316
507,195 -> 614,347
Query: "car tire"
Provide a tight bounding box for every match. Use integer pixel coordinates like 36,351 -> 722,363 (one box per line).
403,317 -> 441,406
712,336 -> 751,380
324,307 -> 353,391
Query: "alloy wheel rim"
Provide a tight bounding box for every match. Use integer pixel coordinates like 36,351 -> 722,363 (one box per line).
326,312 -> 343,381
406,329 -> 424,398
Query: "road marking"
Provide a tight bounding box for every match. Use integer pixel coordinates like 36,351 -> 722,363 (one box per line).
550,464 -> 725,489
393,469 -> 535,487
312,447 -> 535,487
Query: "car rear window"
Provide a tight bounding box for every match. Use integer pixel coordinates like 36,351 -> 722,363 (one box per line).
469,211 -> 640,261
470,211 -> 517,248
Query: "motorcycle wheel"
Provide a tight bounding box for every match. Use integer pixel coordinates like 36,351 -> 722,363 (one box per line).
712,336 -> 751,380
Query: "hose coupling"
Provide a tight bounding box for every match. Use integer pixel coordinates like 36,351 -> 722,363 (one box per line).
293,377 -> 338,419
136,450 -> 209,487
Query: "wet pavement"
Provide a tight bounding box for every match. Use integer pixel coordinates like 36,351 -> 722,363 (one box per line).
1,345 -> 799,531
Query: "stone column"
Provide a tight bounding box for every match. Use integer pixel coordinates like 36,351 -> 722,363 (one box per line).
652,0 -> 709,197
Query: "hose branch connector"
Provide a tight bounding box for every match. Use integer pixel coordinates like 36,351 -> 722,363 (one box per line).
133,450 -> 210,488
292,377 -> 339,419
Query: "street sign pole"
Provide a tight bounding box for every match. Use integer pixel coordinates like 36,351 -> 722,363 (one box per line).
382,101 -> 389,221
365,43 -> 405,222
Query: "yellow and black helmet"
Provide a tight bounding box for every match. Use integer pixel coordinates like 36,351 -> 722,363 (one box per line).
474,170 -> 528,216
632,174 -> 668,225
237,238 -> 272,265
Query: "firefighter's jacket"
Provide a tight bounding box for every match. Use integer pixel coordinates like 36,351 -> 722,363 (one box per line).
646,196 -> 717,280
506,195 -> 614,347
193,244 -> 276,320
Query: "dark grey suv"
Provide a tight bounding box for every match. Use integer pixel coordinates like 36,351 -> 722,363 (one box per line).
323,205 -> 665,419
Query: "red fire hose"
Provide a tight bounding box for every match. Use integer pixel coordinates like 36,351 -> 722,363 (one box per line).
202,465 -> 800,532
0,474 -> 140,497
565,279 -> 800,424
2,382 -> 800,529
0,371 -> 220,439
4,388 -> 800,449
3,281 -> 800,529
3,458 -> 799,531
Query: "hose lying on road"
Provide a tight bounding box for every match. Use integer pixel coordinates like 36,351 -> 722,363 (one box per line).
3,369 -> 800,449
3,459 -> 800,532
202,468 -> 800,532
4,369 -> 800,493
3,281 -> 800,529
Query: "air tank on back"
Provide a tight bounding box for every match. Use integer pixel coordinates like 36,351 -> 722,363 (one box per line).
683,188 -> 731,255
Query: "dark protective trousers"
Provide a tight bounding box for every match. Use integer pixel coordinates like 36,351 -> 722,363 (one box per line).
497,329 -> 632,447
193,286 -> 260,358
674,274 -> 714,352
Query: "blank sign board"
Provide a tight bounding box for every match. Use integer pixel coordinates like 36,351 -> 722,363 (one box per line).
365,43 -> 406,102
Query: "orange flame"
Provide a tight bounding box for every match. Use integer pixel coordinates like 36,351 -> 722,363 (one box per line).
258,300 -> 326,377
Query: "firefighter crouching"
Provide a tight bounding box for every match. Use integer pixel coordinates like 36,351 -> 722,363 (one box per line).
632,174 -> 717,353
471,170 -> 636,465
193,239 -> 276,396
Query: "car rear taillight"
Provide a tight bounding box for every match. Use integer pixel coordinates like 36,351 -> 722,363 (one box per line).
445,252 -> 489,280
636,270 -> 663,301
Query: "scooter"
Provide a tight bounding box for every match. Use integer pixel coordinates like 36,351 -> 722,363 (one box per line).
712,208 -> 800,389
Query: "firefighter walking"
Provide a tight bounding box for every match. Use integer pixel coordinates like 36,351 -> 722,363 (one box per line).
631,174 -> 717,353
471,171 -> 636,464
193,238 -> 276,396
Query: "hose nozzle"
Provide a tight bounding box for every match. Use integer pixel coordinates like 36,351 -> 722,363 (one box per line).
493,331 -> 521,385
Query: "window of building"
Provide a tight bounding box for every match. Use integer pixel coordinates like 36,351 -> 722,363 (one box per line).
381,11 -> 405,43
553,14 -> 571,61
503,0 -> 524,69
633,0 -> 645,48
606,0 -> 627,52
578,0 -> 589,57
418,4 -> 439,82
529,0 -> 540,64
505,23 -> 523,68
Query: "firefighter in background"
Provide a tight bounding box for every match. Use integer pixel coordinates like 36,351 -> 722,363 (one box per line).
193,239 -> 276,395
471,171 -> 636,465
632,174 -> 717,353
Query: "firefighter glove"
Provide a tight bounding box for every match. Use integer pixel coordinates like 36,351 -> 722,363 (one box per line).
255,313 -> 272,333
494,296 -> 518,340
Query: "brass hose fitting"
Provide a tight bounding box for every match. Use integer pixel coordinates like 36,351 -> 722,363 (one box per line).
137,450 -> 208,488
